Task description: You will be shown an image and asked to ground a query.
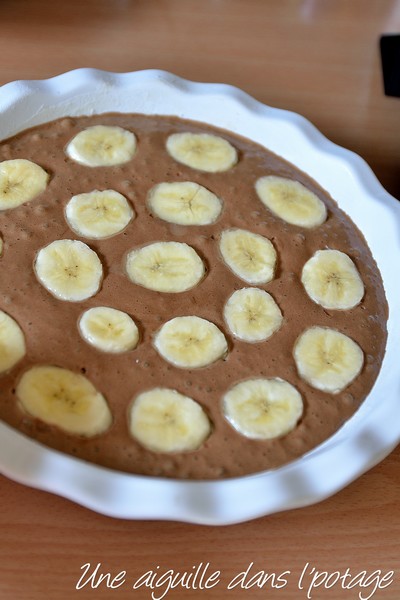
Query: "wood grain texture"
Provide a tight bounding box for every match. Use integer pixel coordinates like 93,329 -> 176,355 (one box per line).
0,1 -> 399,598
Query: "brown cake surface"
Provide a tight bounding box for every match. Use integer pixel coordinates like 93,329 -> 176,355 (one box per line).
0,113 -> 388,479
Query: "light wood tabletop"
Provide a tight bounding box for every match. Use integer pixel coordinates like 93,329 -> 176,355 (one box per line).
0,1 -> 399,599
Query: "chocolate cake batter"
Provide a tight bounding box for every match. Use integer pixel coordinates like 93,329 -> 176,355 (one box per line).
0,114 -> 388,479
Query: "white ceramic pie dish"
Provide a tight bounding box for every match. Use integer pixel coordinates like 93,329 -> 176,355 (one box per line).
0,69 -> 399,525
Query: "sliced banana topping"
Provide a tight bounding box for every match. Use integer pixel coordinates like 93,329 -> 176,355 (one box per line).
293,326 -> 364,393
223,378 -> 303,440
224,288 -> 283,342
219,228 -> 277,285
16,365 -> 112,436
0,159 -> 49,210
126,241 -> 205,293
302,249 -> 364,310
255,175 -> 327,228
166,132 -> 238,173
65,125 -> 136,167
147,181 -> 222,225
154,316 -> 228,369
79,307 -> 139,353
0,310 -> 26,374
129,388 -> 211,453
34,239 -> 103,302
65,189 -> 134,239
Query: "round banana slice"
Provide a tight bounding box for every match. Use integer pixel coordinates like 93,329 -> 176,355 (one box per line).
65,125 -> 136,167
219,228 -> 277,285
126,241 -> 205,293
223,378 -> 303,440
16,365 -> 112,437
154,316 -> 228,369
79,307 -> 139,353
301,249 -> 364,310
0,310 -> 26,374
34,239 -> 103,302
129,388 -> 211,453
224,288 -> 283,342
0,159 -> 49,210
147,181 -> 222,225
166,132 -> 238,173
255,175 -> 327,228
65,189 -> 134,239
293,326 -> 364,393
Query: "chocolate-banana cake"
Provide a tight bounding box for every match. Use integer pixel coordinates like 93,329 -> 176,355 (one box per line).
0,113 -> 388,479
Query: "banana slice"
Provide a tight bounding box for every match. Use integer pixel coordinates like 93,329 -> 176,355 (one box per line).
147,181 -> 222,225
223,378 -> 303,440
79,306 -> 139,353
16,365 -> 112,436
224,288 -> 283,342
126,241 -> 205,293
0,159 -> 49,210
0,235 -> 3,256
0,310 -> 26,374
128,388 -> 211,453
154,316 -> 228,369
166,132 -> 237,172
65,189 -> 134,239
293,326 -> 364,393
219,228 -> 277,285
34,239 -> 103,302
255,175 -> 327,228
301,249 -> 364,310
66,125 -> 136,167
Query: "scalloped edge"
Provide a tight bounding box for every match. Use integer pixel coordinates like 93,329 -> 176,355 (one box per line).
0,69 -> 399,525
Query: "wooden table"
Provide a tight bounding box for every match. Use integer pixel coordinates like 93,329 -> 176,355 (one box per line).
1,1 -> 399,598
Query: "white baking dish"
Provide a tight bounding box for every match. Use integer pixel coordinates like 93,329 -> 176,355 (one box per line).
0,69 -> 399,524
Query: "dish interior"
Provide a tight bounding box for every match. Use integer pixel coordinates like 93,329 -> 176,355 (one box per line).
0,110 -> 388,480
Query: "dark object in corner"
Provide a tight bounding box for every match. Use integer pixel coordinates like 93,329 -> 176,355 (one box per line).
380,34 -> 400,97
